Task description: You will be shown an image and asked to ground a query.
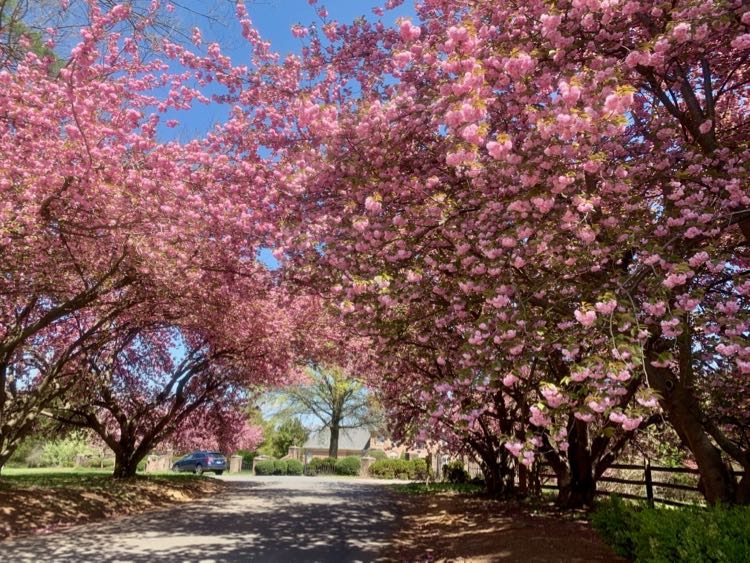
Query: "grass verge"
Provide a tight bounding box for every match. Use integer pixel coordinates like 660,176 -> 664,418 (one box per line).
391,481 -> 485,495
0,468 -> 226,541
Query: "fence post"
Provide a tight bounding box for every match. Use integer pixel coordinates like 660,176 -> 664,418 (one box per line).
644,459 -> 654,508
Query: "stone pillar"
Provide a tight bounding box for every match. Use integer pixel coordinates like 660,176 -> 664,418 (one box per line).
145,455 -> 160,473
229,455 -> 243,473
288,446 -> 303,461
145,454 -> 172,473
360,456 -> 375,477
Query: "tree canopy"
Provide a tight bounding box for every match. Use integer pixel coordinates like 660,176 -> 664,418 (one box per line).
0,0 -> 748,507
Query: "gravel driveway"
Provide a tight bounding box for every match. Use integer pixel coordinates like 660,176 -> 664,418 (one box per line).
2,476 -> 402,562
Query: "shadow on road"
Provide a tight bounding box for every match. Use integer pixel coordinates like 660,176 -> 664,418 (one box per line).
3,479 -> 401,562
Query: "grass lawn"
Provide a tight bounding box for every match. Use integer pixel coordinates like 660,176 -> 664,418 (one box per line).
391,481 -> 485,495
0,468 -> 227,540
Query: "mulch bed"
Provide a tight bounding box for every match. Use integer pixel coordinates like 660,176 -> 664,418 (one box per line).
386,492 -> 628,562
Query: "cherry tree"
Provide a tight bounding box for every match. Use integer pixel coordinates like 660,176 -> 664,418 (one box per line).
51,277 -> 297,478
0,2 -> 280,472
243,0 -> 750,505
168,404 -> 264,457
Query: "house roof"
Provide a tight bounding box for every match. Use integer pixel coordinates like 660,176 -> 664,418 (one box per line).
303,427 -> 371,451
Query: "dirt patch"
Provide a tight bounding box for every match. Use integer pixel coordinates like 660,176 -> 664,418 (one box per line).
0,474 -> 226,541
386,492 -> 627,562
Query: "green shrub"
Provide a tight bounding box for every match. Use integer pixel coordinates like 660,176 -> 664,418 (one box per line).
591,496 -> 639,558
8,437 -> 45,468
370,459 -> 396,479
273,460 -> 288,475
592,497 -> 750,562
254,460 -> 275,475
366,449 -> 387,460
41,432 -> 94,467
286,459 -> 303,475
394,459 -> 412,479
24,445 -> 46,468
136,458 -> 147,472
369,458 -> 428,480
410,458 -> 430,480
335,456 -> 361,476
442,460 -> 469,484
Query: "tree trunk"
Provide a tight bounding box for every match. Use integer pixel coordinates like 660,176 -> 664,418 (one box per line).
556,421 -> 596,509
518,462 -> 543,497
112,440 -> 147,479
737,473 -> 750,505
557,474 -> 596,509
474,446 -> 514,497
483,464 -> 504,496
518,463 -> 528,495
478,454 -> 505,497
328,423 -> 340,459
645,356 -> 738,504
0,437 -> 10,477
113,453 -> 140,478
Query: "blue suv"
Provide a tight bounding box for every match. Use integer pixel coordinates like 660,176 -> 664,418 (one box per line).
172,451 -> 228,475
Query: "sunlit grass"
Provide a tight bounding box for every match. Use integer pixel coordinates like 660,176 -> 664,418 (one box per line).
391,482 -> 485,495
0,467 -> 206,487
3,466 -> 111,475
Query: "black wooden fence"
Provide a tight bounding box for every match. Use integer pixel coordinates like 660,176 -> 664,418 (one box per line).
304,458 -> 338,476
540,461 -> 746,507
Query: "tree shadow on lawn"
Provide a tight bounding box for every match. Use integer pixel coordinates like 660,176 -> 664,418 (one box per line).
0,473 -> 227,541
2,480 -> 401,563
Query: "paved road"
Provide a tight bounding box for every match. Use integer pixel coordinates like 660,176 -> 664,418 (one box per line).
2,476 -> 403,562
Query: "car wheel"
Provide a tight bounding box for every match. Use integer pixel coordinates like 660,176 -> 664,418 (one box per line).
195,464 -> 203,476
215,470 -> 223,476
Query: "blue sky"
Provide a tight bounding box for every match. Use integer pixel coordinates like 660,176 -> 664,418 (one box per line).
163,1 -> 415,269
209,0 -> 413,52
244,0 -> 413,52
164,0 -> 415,138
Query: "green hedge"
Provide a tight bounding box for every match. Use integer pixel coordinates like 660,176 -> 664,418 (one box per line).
256,459 -> 306,476
411,458 -> 429,480
254,460 -> 275,475
335,456 -> 361,476
286,459 -> 304,475
369,458 -> 429,480
592,496 -> 750,562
